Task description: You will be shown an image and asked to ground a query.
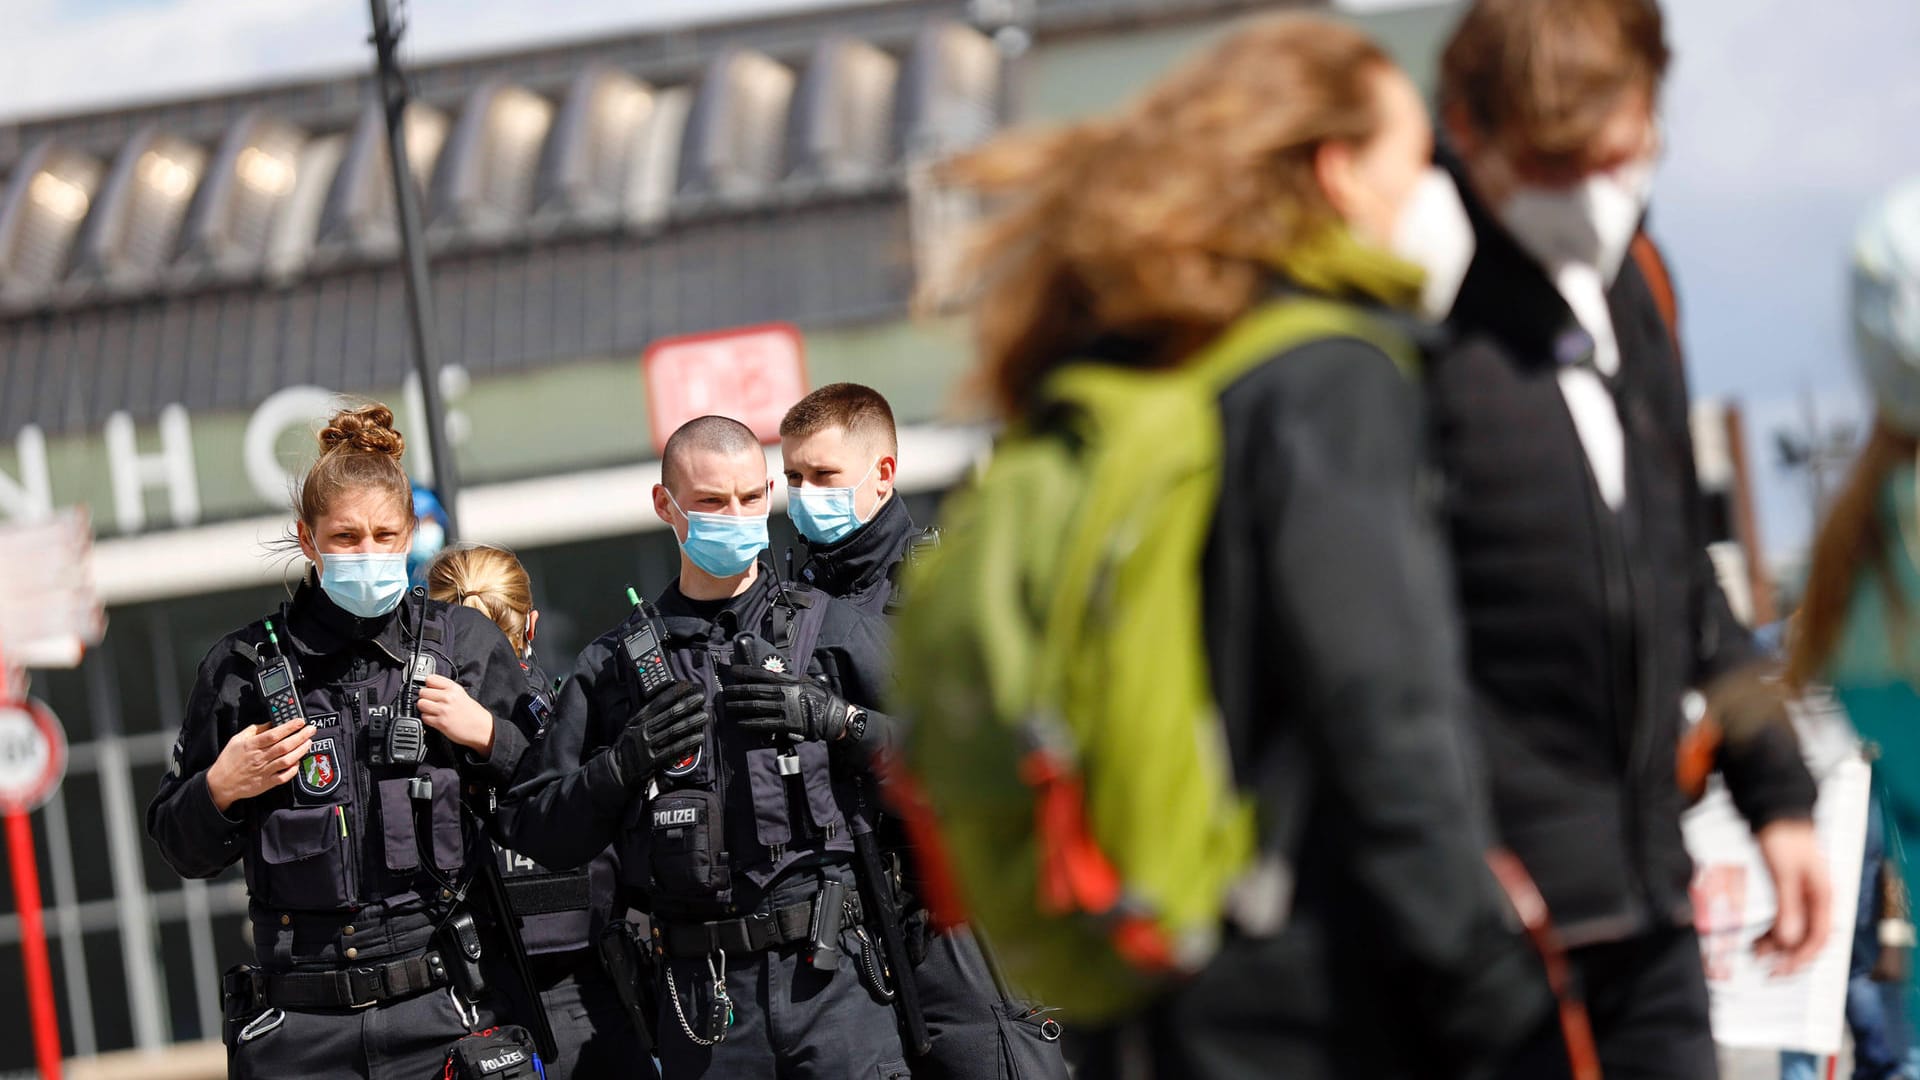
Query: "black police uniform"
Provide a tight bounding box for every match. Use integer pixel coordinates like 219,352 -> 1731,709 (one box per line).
492,654 -> 645,1080
797,493 -> 1069,1080
147,576 -> 538,1080
501,569 -> 910,1079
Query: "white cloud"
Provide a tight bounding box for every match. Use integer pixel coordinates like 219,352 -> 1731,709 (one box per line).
0,0 -> 856,123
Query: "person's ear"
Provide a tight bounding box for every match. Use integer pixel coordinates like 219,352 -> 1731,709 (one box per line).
297,521 -> 320,569
653,484 -> 675,527
525,610 -> 539,652
874,455 -> 897,501
1314,139 -> 1363,225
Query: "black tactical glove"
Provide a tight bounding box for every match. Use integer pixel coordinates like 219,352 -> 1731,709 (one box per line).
717,664 -> 853,743
608,681 -> 710,789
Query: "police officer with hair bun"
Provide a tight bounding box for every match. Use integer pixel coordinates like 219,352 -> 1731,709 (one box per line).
147,403 -> 541,1080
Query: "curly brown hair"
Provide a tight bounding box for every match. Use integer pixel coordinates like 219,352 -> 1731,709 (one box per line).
298,402 -> 414,531
935,14 -> 1394,417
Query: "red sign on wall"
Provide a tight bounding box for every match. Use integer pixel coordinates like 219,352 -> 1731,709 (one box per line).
642,323 -> 809,454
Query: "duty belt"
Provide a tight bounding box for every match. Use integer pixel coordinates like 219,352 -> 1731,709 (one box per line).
253,950 -> 452,1009
658,894 -> 863,958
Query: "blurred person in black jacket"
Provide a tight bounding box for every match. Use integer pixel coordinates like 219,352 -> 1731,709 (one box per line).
934,15 -> 1565,1079
1431,1 -> 1828,1075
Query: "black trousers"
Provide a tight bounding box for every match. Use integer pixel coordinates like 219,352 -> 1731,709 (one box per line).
1569,926 -> 1719,1080
652,929 -> 910,1080
518,957 -> 648,1080
1065,916 -> 1569,1080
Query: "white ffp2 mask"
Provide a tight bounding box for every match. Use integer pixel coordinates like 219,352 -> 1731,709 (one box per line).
1390,167 -> 1477,320
1499,159 -> 1656,283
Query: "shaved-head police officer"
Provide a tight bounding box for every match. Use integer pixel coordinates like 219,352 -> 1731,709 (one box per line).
502,416 -> 909,1079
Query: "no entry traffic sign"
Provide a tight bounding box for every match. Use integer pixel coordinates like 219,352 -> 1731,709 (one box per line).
642,323 -> 808,454
0,697 -> 67,814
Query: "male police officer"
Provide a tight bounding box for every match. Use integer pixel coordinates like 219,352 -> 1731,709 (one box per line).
782,385 -> 924,615
782,384 -> 1067,1080
501,415 -> 909,1079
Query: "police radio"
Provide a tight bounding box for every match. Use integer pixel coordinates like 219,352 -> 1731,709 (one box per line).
371,587 -> 431,767
255,619 -> 305,728
620,585 -> 696,778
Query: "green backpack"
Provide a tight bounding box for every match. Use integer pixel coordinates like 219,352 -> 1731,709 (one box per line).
892,295 -> 1418,1022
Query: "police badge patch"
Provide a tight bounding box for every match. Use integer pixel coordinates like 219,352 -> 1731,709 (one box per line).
299,737 -> 341,797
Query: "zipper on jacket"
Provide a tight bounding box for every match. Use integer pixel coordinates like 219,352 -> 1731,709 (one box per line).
1570,398 -> 1656,924
348,686 -> 367,909
1616,438 -> 1668,923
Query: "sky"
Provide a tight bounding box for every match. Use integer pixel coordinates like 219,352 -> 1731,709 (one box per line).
2,0 -> 1917,562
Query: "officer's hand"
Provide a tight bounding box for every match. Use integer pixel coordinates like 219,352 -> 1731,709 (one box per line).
416,674 -> 496,757
717,665 -> 851,743
207,718 -> 313,813
610,682 -> 710,789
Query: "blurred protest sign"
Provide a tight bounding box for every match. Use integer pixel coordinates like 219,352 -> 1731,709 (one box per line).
0,508 -> 107,670
642,323 -> 808,454
1684,700 -> 1870,1056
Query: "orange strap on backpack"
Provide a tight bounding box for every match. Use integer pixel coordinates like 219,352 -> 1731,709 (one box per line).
1486,848 -> 1603,1080
1631,230 -> 1726,806
1630,232 -> 1680,355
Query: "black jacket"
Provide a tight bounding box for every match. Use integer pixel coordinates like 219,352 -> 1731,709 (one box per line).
792,496 -> 923,762
1194,318 -> 1553,1077
147,577 -> 534,966
1430,158 -> 1816,945
795,493 -> 921,617
498,569 -> 893,909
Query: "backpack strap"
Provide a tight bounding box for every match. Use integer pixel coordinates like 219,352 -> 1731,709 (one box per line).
1187,294 -> 1421,393
1629,231 -> 1681,356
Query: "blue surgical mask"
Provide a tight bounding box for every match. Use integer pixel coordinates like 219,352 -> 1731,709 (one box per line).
318,552 -> 410,618
787,460 -> 879,546
667,492 -> 769,578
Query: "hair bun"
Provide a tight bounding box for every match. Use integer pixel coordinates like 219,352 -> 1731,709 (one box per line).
319,403 -> 406,461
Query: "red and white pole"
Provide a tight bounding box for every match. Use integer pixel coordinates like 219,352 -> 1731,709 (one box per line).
1,645 -> 61,1079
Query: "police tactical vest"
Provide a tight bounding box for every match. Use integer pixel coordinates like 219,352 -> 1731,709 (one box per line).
614,584 -> 858,915
235,603 -> 475,919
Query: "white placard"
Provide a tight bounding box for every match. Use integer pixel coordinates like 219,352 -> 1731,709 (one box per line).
1686,751 -> 1872,1055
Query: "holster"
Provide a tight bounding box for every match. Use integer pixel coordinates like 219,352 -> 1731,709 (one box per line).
220,963 -> 263,1047
597,919 -> 660,1055
434,911 -> 489,1001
